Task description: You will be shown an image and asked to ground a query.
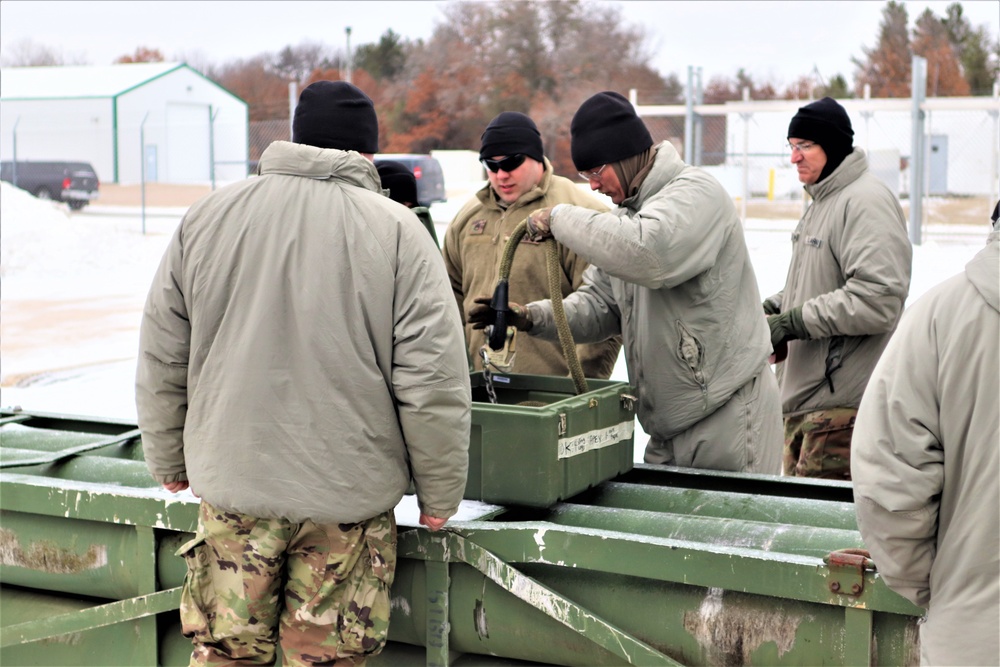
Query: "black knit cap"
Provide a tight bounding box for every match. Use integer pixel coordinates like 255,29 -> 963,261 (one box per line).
292,80 -> 379,153
479,112 -> 544,163
570,91 -> 653,171
376,160 -> 418,206
787,96 -> 854,179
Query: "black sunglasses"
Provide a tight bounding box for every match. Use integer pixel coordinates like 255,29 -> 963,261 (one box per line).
481,154 -> 527,173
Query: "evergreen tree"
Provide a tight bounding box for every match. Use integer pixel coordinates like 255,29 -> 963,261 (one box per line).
854,0 -> 912,97
912,8 -> 970,96
354,30 -> 408,81
943,2 -> 999,95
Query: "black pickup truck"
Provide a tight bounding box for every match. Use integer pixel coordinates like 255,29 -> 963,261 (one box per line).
0,160 -> 100,210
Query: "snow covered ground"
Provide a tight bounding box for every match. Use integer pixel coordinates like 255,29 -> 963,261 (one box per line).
1,180 -> 993,462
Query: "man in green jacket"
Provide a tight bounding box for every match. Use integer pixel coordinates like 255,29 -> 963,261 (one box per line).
765,97 -> 912,480
442,111 -> 621,379
136,81 -> 470,665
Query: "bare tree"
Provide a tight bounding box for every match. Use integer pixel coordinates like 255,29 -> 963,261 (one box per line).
0,38 -> 88,67
114,47 -> 166,64
271,41 -> 339,85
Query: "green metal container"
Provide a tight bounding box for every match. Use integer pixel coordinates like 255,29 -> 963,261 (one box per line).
1,408 -> 925,667
467,373 -> 635,507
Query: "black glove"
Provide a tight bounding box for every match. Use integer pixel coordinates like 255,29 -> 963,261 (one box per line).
767,305 -> 807,348
468,296 -> 532,332
762,296 -> 782,315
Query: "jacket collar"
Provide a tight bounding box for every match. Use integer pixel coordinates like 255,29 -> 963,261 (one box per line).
258,141 -> 381,192
805,148 -> 867,201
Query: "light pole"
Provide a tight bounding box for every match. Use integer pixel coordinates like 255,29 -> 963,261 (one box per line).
345,26 -> 353,84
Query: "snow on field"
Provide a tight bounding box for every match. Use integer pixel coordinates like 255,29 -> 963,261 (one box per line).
1,179 -> 992,460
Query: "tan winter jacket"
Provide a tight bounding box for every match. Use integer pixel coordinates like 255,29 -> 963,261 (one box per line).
528,141 -> 778,471
137,141 -> 471,525
442,158 -> 621,378
852,232 -> 999,666
769,148 -> 912,415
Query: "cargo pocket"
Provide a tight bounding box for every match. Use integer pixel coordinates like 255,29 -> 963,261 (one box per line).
801,412 -> 855,480
176,535 -> 217,643
337,527 -> 397,657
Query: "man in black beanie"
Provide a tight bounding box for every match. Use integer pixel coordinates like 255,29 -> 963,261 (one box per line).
469,90 -> 783,475
376,159 -> 438,244
137,80 -> 470,664
763,96 -> 912,480
443,110 -> 621,380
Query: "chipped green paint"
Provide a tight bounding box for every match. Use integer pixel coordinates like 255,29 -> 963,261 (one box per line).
0,527 -> 108,574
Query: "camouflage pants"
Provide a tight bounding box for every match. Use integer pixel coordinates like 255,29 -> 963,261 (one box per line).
782,408 -> 857,480
176,501 -> 397,666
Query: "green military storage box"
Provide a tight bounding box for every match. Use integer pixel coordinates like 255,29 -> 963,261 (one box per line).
466,373 -> 636,507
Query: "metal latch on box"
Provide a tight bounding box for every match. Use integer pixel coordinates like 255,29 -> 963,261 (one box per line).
824,548 -> 875,596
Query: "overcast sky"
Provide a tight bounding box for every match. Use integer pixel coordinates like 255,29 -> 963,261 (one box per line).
1,1 -> 998,88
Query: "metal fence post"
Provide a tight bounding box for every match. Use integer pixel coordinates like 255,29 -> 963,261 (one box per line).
741,87 -> 751,224
11,117 -> 19,188
694,67 -> 704,166
209,106 -> 218,191
684,66 -> 695,165
910,56 -> 927,246
140,112 -> 149,235
288,81 -> 298,142
992,81 -> 999,208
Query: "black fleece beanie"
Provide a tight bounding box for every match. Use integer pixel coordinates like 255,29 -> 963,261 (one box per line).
292,80 -> 379,153
570,91 -> 653,171
479,112 -> 545,163
376,160 -> 418,206
787,97 -> 854,182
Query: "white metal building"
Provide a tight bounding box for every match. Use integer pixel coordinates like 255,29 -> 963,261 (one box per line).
0,62 -> 248,185
634,94 -> 1000,200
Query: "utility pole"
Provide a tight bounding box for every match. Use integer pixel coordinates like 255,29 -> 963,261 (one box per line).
345,26 -> 353,84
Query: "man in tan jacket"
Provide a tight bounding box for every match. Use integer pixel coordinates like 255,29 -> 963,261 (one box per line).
442,111 -> 621,378
853,202 -> 999,666
137,81 -> 470,666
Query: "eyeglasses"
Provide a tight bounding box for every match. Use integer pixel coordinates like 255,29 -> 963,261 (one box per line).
578,164 -> 608,181
787,141 -> 818,154
481,154 -> 527,173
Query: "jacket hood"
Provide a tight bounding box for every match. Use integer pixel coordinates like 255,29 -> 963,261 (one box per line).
259,140 -> 381,192
966,232 -> 999,312
805,148 -> 867,201
624,141 -> 685,209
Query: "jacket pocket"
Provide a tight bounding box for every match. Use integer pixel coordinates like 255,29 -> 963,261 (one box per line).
176,535 -> 217,643
676,321 -> 708,411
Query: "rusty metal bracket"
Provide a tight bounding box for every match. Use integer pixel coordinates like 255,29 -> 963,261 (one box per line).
824,548 -> 876,596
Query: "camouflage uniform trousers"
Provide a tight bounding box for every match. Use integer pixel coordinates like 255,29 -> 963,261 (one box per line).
782,407 -> 857,480
176,500 -> 397,666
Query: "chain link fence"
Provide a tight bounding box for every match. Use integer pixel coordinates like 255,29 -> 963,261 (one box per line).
634,87 -> 1000,234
